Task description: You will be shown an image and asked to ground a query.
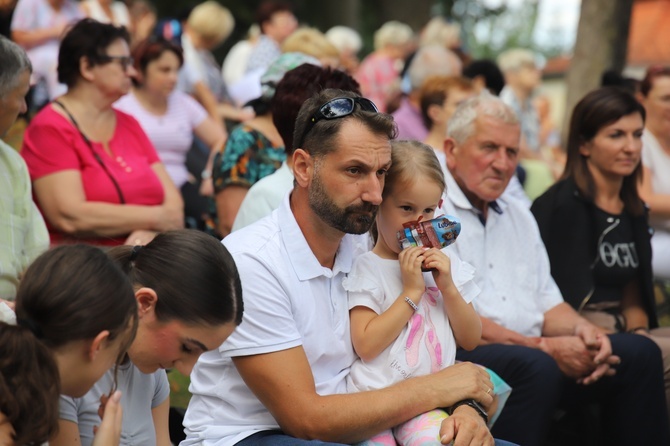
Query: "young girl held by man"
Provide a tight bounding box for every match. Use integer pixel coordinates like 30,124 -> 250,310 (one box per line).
344,140 -> 509,445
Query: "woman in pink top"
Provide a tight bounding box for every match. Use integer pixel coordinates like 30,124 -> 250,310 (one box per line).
21,19 -> 183,246
115,37 -> 225,231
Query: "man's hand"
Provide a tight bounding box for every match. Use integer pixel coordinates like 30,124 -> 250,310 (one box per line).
574,323 -> 619,385
538,335 -> 619,384
538,336 -> 596,378
439,405 -> 494,446
574,322 -> 611,363
430,362 -> 494,410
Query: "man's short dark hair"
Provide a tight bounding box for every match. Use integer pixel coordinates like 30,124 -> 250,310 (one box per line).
272,65 -> 361,156
292,88 -> 397,158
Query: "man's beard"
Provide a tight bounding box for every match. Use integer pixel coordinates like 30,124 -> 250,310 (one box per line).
308,172 -> 378,235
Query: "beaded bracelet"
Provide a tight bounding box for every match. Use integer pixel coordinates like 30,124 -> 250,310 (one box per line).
404,297 -> 419,311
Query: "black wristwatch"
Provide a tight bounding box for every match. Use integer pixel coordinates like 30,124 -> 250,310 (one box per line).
446,399 -> 489,423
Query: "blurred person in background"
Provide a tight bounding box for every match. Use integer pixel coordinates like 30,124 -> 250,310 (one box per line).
80,0 -> 129,27
0,0 -> 17,38
221,24 -> 260,87
419,75 -> 475,166
325,25 -> 362,74
245,0 -> 297,74
419,16 -> 468,65
228,1 -> 298,108
497,48 -> 542,156
462,59 -> 505,96
498,48 -> 554,201
115,37 -> 226,231
212,53 -> 319,238
281,27 -> 339,68
10,0 -> 83,103
21,19 -> 183,247
392,44 -> 461,140
356,20 -> 414,113
127,0 -> 156,49
178,1 -> 248,127
638,65 -> 670,281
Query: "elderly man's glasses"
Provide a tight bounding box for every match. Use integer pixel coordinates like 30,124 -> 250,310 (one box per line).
296,97 -> 379,149
99,55 -> 134,71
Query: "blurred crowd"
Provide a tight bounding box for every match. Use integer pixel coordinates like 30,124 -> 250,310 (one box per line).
3,1 -> 670,446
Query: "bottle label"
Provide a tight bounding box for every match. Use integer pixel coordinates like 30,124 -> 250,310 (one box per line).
396,215 -> 461,250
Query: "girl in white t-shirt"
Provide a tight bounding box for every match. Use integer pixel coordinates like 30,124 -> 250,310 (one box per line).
344,140 -> 484,445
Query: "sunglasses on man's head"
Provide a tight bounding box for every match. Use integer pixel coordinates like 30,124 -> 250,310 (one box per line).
296,97 -> 379,149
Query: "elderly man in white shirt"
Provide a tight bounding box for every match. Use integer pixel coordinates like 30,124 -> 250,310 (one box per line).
439,92 -> 669,446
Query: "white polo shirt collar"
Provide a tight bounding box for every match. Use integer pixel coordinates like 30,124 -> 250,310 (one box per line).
277,193 -> 355,281
444,169 -> 505,224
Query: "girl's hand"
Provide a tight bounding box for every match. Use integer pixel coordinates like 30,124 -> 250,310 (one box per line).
199,177 -> 214,197
124,229 -> 158,246
423,248 -> 457,294
92,391 -> 122,446
399,246 -> 427,297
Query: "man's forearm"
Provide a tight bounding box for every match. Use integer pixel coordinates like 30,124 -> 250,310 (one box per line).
235,350 -> 491,444
480,315 -> 539,347
542,302 -> 589,337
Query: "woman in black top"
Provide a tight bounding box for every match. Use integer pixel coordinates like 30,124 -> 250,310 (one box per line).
531,86 -> 670,419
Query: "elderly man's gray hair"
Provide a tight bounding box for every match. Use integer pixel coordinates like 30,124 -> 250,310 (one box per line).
0,36 -> 32,98
447,91 -> 519,145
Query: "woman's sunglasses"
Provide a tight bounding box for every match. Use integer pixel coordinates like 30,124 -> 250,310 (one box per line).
296,97 -> 379,149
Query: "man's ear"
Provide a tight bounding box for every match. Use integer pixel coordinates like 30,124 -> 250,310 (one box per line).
136,287 -> 158,319
444,137 -> 458,170
88,330 -> 111,361
292,148 -> 313,188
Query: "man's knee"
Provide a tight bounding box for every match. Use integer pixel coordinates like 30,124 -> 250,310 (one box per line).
518,347 -> 562,381
460,345 -> 561,398
610,333 -> 663,372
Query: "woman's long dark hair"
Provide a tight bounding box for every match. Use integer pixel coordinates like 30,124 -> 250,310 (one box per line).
563,86 -> 646,216
109,229 -> 243,327
15,244 -> 138,350
0,323 -> 60,446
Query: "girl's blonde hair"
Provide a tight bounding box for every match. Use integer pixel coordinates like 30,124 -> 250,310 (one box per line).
384,140 -> 446,197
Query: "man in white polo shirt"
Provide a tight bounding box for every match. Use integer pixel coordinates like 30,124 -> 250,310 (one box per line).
182,88 -> 497,446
